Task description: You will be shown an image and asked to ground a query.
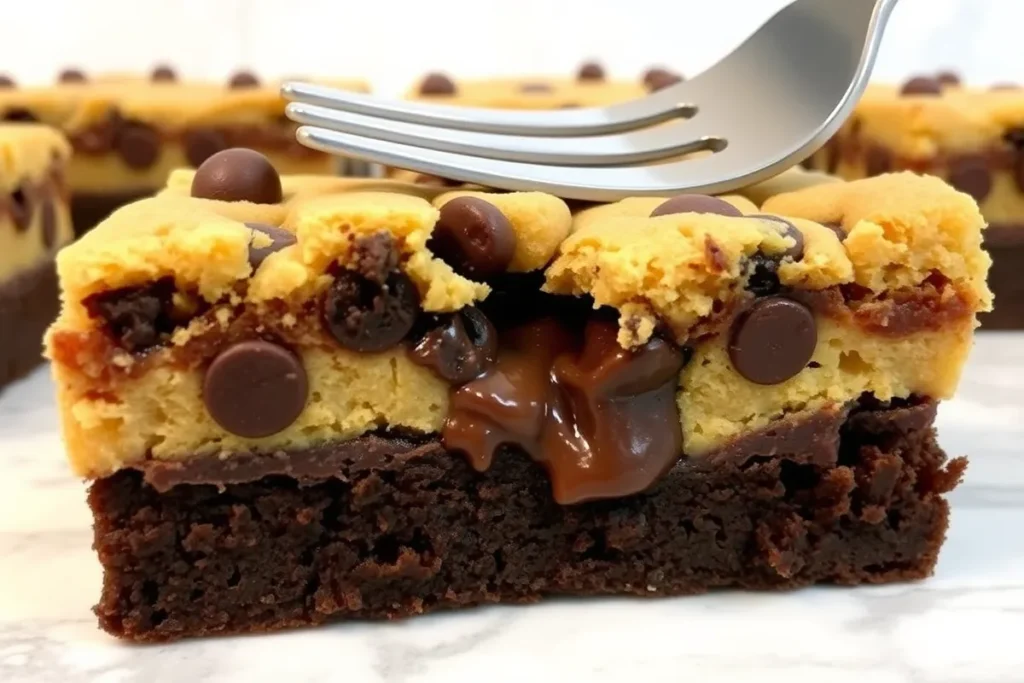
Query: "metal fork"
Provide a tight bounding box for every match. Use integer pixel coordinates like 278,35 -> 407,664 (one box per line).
283,0 -> 898,201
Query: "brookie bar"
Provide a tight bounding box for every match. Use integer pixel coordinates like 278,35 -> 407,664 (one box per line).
0,69 -> 368,234
804,73 -> 1022,327
46,148 -> 989,641
1,124 -> 72,389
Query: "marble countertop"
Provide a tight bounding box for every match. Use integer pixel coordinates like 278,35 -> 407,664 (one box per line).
2,335 -> 1023,683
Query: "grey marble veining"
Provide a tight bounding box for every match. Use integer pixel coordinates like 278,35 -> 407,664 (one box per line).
1,335 -> 1023,682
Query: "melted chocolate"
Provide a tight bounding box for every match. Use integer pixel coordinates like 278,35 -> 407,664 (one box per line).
443,317 -> 685,504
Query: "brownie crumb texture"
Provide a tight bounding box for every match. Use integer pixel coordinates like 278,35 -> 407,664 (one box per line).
89,400 -> 964,642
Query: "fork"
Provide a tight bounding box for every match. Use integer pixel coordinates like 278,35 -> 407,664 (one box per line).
283,0 -> 898,202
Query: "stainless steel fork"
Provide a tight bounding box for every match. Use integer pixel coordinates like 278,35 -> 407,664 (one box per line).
283,0 -> 898,201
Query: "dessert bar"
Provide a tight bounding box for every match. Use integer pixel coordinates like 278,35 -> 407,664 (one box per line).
0,68 -> 367,233
0,124 -> 72,389
805,72 -> 1021,327
46,149 -> 988,641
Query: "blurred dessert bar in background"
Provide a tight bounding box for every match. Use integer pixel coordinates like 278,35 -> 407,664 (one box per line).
804,72 -> 1023,328
0,124 -> 72,389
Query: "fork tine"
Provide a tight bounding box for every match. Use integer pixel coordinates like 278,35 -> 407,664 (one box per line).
297,125 -> 774,201
282,81 -> 695,137
286,102 -> 716,166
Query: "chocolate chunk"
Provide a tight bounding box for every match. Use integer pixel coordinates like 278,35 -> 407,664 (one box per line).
151,65 -> 177,82
228,71 -> 260,89
350,233 -> 399,284
748,214 -> 805,260
184,128 -> 228,168
650,194 -> 742,218
58,68 -> 87,84
0,75 -> 14,89
74,110 -> 121,154
322,270 -> 419,352
520,83 -> 553,93
419,73 -> 457,96
936,70 -> 960,87
864,145 -> 893,176
429,197 -> 517,279
190,148 -> 283,204
577,62 -> 605,81
203,340 -> 308,439
411,307 -> 497,383
41,198 -> 57,249
728,297 -> 817,385
745,255 -> 782,298
947,154 -> 992,202
899,76 -> 941,96
643,68 -> 683,92
83,279 -> 177,353
115,121 -> 161,170
245,222 -> 296,269
9,186 -> 32,232
2,108 -> 37,123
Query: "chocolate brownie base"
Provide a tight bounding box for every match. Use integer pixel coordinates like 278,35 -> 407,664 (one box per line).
89,400 -> 965,642
980,224 -> 1024,329
0,258 -> 59,389
71,191 -> 153,237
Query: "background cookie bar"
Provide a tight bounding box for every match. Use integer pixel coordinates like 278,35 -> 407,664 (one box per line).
0,68 -> 368,235
804,73 -> 1021,327
46,149 -> 984,641
0,124 -> 72,389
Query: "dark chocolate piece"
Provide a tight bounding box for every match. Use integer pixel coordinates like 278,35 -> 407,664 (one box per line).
115,121 -> 161,170
936,70 -> 960,87
650,194 -> 742,218
183,128 -> 228,168
190,148 -> 283,204
322,270 -> 419,353
244,222 -> 296,269
429,197 -> 517,279
228,71 -> 260,89
202,340 -> 308,438
0,75 -> 14,89
410,307 -> 497,383
900,76 -> 942,96
643,67 -> 683,92
728,297 -> 816,385
419,73 -> 457,96
151,65 -> 177,82
2,107 -> 37,122
83,279 -> 177,353
947,154 -> 993,202
58,68 -> 87,84
577,62 -> 605,81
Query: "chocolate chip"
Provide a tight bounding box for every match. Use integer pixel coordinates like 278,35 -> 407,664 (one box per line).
947,154 -> 992,202
578,62 -> 605,81
323,270 -> 419,352
228,71 -> 260,89
864,145 -> 893,176
900,76 -> 941,96
191,148 -> 283,204
748,214 -> 804,260
41,198 -> 57,249
936,71 -> 960,87
9,186 -> 32,232
115,121 -> 161,170
203,340 -> 308,439
429,197 -> 517,279
643,68 -> 683,92
520,83 -> 553,93
58,68 -> 87,84
151,65 -> 177,82
83,279 -> 177,353
419,73 -> 456,96
745,256 -> 781,298
184,128 -> 228,168
411,307 -> 497,383
650,194 -> 742,218
74,110 -> 121,154
728,297 -> 817,385
0,75 -> 14,89
245,222 -> 296,269
2,108 -> 37,123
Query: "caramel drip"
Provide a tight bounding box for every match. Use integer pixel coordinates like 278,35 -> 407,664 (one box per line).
443,317 -> 684,504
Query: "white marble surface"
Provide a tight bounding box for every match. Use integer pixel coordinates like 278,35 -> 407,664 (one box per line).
1,335 -> 1023,682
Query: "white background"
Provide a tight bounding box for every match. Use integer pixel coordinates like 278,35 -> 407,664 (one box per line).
0,0 -> 1021,93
